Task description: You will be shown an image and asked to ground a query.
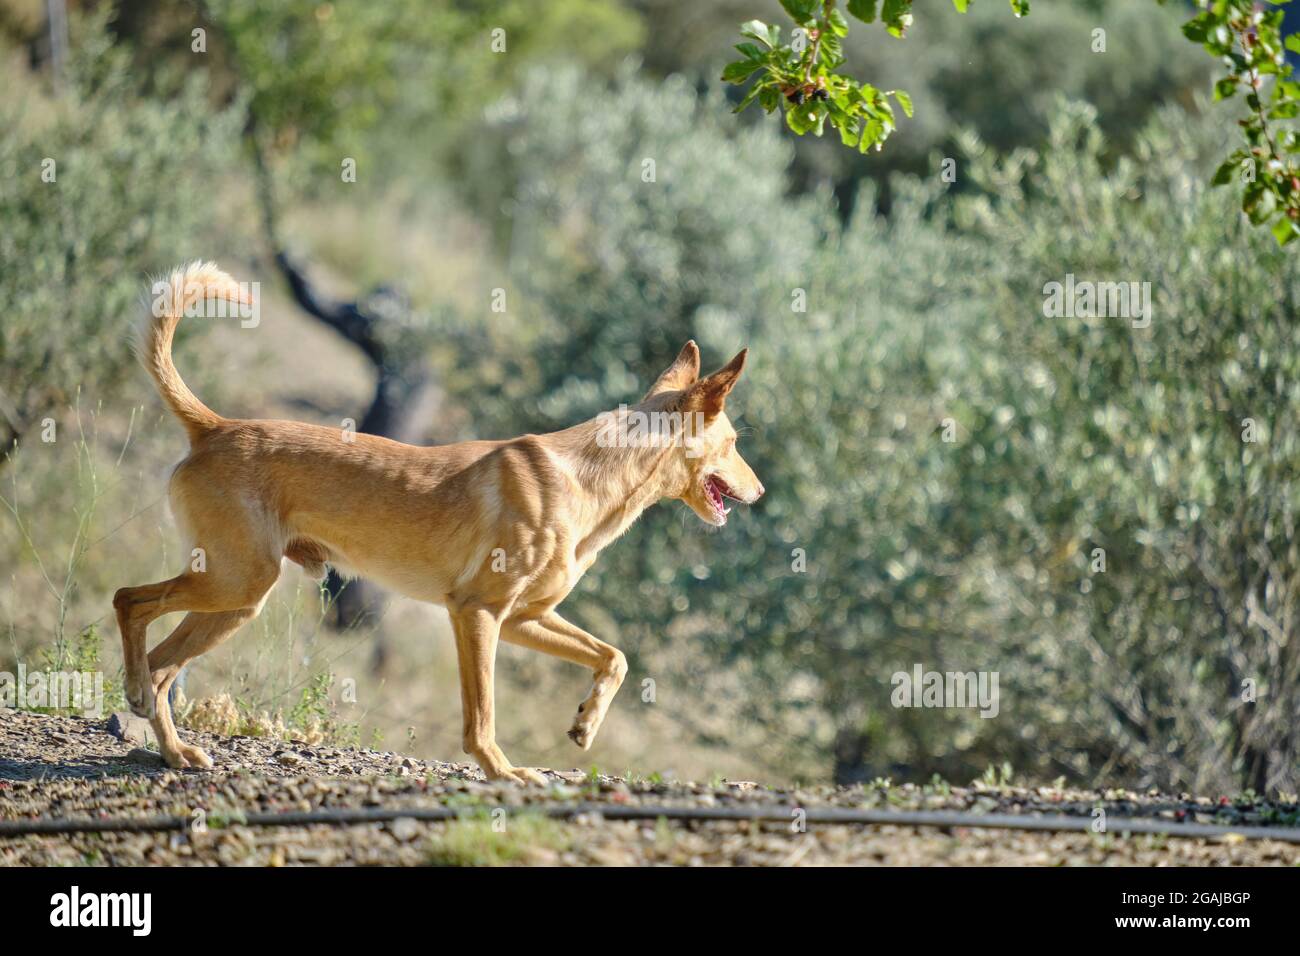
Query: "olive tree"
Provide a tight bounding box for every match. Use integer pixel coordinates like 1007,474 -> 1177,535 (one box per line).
0,12 -> 241,458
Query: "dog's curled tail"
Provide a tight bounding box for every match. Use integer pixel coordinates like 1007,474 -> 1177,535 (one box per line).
140,262 -> 251,443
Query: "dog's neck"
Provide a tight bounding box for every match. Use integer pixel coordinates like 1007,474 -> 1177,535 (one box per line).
548,409 -> 682,562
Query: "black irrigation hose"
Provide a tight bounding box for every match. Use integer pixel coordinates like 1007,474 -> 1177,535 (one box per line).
3,803 -> 1300,842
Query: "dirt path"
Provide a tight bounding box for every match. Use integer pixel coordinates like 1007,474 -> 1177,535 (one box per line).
2,709 -> 1297,866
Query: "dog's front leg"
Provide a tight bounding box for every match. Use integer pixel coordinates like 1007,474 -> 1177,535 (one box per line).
449,606 -> 546,785
501,610 -> 628,751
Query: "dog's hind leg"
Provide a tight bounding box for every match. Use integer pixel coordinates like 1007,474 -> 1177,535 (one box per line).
115,572 -> 210,722
114,554 -> 279,767
144,609 -> 259,768
501,610 -> 628,751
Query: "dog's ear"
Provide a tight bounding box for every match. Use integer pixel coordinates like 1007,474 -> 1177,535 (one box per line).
643,340 -> 701,399
681,348 -> 747,422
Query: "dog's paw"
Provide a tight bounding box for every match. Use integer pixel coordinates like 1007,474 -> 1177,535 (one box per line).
178,743 -> 213,769
162,743 -> 213,770
125,684 -> 156,720
567,724 -> 595,751
481,764 -> 547,786
568,697 -> 610,750
506,766 -> 548,786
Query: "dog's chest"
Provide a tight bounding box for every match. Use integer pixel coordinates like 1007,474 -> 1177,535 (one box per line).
517,559 -> 579,608
508,547 -> 601,614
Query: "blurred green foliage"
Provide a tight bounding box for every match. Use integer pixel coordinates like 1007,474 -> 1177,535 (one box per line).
450,63 -> 830,422
205,0 -> 418,157
956,99 -> 1300,792
0,9 -> 242,452
440,63 -> 1299,793
200,0 -> 643,186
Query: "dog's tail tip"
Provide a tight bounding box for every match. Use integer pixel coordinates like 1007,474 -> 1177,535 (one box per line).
139,261 -> 247,440
148,261 -> 252,315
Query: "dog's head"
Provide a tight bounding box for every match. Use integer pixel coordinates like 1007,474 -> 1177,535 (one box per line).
643,341 -> 764,527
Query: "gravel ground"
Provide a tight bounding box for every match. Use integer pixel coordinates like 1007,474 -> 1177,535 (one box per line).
2,708 -> 1297,866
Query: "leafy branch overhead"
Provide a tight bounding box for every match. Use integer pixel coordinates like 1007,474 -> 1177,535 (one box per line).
1185,0 -> 1300,245
722,1 -> 1027,154
724,0 -> 1300,245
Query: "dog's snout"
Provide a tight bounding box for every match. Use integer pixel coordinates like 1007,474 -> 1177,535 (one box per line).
751,481 -> 765,503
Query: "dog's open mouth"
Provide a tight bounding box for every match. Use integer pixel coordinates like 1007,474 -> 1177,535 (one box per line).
704,474 -> 738,524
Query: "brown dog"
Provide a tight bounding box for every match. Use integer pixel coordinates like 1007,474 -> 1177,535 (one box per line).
115,262 -> 764,782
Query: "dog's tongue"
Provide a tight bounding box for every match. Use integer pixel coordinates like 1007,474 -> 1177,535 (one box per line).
708,476 -> 730,514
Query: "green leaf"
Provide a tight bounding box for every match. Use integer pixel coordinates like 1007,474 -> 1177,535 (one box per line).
860,116 -> 884,152
786,104 -> 819,135
1214,77 -> 1237,100
780,0 -> 820,23
846,0 -> 879,24
1211,153 -> 1245,186
1009,0 -> 1029,17
1244,182 -> 1276,225
827,8 -> 850,37
820,33 -> 843,66
814,105 -> 829,136
952,0 -> 970,11
882,0 -> 913,37
734,42 -> 765,61
1272,216 -> 1299,246
732,81 -> 765,114
722,60 -> 764,84
1181,14 -> 1211,45
740,19 -> 775,48
891,89 -> 913,117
